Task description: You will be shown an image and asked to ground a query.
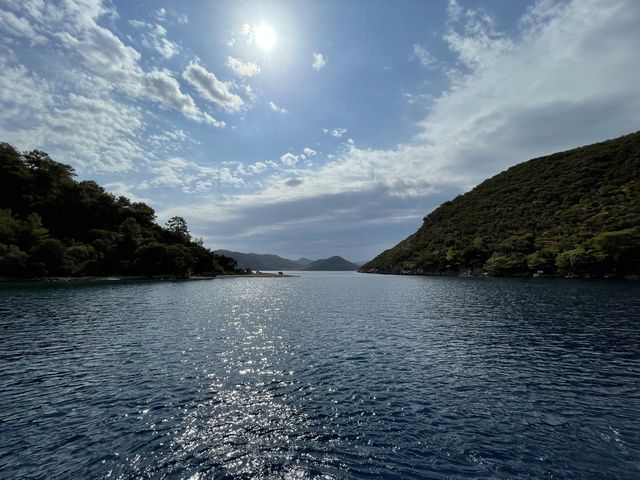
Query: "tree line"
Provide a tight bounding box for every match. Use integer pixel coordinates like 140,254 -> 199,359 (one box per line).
0,143 -> 240,279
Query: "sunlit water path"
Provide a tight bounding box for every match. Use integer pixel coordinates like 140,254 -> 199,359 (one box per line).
1,272 -> 639,479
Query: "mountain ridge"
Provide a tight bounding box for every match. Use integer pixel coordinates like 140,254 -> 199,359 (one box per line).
213,250 -> 303,270
302,256 -> 359,271
215,250 -> 359,271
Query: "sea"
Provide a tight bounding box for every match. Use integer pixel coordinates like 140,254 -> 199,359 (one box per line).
1,272 -> 639,479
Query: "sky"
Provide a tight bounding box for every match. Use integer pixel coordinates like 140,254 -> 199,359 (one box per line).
1,0 -> 639,261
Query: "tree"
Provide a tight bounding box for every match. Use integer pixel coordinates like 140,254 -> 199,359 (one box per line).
0,244 -> 29,277
165,216 -> 190,244
31,238 -> 67,276
484,252 -> 527,276
527,248 -> 558,273
0,143 -> 31,212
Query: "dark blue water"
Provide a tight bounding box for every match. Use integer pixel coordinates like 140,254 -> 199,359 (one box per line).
1,273 -> 639,479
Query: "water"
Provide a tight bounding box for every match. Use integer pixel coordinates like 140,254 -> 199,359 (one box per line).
1,272 -> 639,479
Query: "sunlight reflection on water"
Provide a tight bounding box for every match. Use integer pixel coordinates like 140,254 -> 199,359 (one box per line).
1,273 -> 639,479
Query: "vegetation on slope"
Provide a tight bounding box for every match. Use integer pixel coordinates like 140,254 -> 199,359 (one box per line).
0,143 -> 240,279
361,132 -> 640,277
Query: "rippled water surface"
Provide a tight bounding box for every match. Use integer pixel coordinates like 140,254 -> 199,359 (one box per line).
1,273 -> 640,479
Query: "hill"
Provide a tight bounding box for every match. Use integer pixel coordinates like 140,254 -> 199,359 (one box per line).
0,143 -> 240,278
214,250 -> 304,270
304,256 -> 359,271
295,257 -> 314,266
360,132 -> 640,278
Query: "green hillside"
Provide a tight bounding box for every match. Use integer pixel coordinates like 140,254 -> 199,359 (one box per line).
360,132 -> 640,277
0,143 -> 240,279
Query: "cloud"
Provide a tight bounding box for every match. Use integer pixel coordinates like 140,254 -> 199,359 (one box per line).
144,69 -> 224,126
269,101 -> 287,113
0,0 -> 224,175
0,0 -> 220,129
182,62 -> 244,112
164,0 -> 640,259
56,24 -> 142,79
413,43 -> 437,68
280,153 -> 299,166
139,156 -> 245,193
226,56 -> 261,77
285,178 -> 304,187
312,53 -> 327,70
144,24 -> 180,59
302,148 -> 317,157
128,21 -> 180,59
241,23 -> 254,44
0,9 -> 46,44
0,59 -> 146,172
249,161 -> 268,174
446,0 -> 463,21
323,127 -> 347,138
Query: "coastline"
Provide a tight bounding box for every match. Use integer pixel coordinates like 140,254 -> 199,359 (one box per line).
357,268 -> 640,280
0,272 -> 299,284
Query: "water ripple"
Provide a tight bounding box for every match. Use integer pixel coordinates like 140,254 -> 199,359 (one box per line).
1,274 -> 639,479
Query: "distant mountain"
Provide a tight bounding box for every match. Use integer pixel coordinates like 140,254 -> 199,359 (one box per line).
215,250 -> 361,271
303,256 -> 359,271
295,257 -> 314,266
214,250 -> 303,270
361,132 -> 640,277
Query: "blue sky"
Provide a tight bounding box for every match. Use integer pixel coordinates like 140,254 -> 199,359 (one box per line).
1,0 -> 639,261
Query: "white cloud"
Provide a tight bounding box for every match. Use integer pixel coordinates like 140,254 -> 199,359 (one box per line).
302,148 -> 317,157
240,23 -> 257,44
447,0 -> 463,21
128,19 -> 147,29
312,53 -> 327,71
144,24 -> 180,59
161,0 -> 640,258
182,62 -> 244,112
323,127 -> 347,138
269,101 -> 287,114
280,153 -> 299,166
56,25 -> 142,79
0,9 -> 46,44
0,60 -> 146,172
149,128 -> 189,144
156,8 -> 166,21
128,21 -> 180,58
139,156 -> 245,193
226,56 -> 261,77
249,161 -> 268,174
144,69 -> 224,127
0,0 -> 220,129
413,43 -> 437,68
0,0 -> 224,175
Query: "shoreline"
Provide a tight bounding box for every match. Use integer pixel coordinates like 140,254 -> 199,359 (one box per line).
358,269 -> 640,280
0,272 -> 299,284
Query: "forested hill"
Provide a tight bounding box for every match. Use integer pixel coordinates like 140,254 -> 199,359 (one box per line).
360,132 -> 640,278
0,143 -> 239,279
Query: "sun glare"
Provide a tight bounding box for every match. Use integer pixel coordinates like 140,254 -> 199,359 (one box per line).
254,23 -> 276,51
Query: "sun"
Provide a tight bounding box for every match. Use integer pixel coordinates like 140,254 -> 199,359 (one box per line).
254,23 -> 276,51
